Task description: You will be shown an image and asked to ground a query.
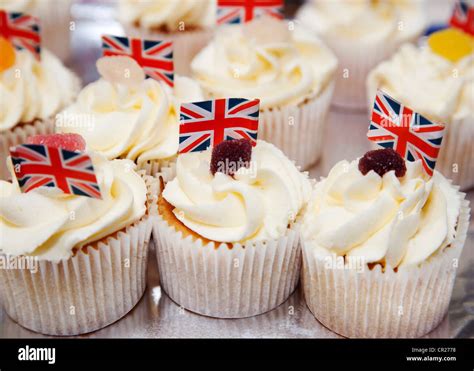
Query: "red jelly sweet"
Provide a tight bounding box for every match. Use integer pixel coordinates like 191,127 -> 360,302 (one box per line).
358,148 -> 407,178
210,139 -> 252,176
27,133 -> 86,152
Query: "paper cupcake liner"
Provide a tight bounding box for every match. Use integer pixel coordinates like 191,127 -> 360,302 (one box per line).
123,25 -> 214,76
435,115 -> 474,191
150,175 -> 302,318
326,37 -> 417,110
0,119 -> 55,180
38,0 -> 72,62
138,156 -> 177,177
0,174 -> 156,336
301,195 -> 470,338
259,81 -> 334,170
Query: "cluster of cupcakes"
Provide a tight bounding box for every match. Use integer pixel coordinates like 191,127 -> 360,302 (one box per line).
0,0 -> 471,338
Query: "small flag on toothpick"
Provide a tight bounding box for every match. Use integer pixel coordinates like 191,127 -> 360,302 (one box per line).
217,0 -> 283,25
449,0 -> 474,36
367,90 -> 445,177
179,98 -> 260,153
10,144 -> 102,199
101,35 -> 174,87
0,10 -> 41,60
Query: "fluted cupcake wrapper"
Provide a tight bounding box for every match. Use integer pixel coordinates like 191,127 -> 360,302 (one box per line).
138,156 -> 177,177
0,174 -> 156,336
123,25 -> 214,76
0,119 -> 55,180
435,116 -> 474,191
301,196 -> 470,338
39,0 -> 72,62
259,81 -> 334,171
150,174 -> 302,318
328,35 -> 422,110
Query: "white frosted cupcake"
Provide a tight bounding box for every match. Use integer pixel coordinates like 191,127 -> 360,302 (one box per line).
0,46 -> 80,180
367,42 -> 474,190
297,0 -> 426,109
0,0 -> 73,62
0,134 -> 155,336
152,139 -> 311,318
301,149 -> 470,338
191,17 -> 337,169
56,56 -> 203,175
118,0 -> 216,75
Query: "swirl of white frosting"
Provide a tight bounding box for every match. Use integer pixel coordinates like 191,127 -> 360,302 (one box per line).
191,18 -> 337,109
367,43 -> 474,123
0,49 -> 80,132
118,0 -> 216,31
0,154 -> 147,262
163,140 -> 311,243
297,0 -> 426,44
302,159 -> 461,268
56,76 -> 203,164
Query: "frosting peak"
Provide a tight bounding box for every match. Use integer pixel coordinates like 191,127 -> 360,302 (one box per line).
303,159 -> 461,268
367,43 -> 474,123
297,0 -> 426,44
0,49 -> 80,132
57,75 -> 203,164
118,0 -> 216,31
163,140 -> 311,243
191,21 -> 337,109
0,154 -> 147,262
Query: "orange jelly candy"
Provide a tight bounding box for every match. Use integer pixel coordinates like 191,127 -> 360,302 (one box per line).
428,28 -> 474,63
0,37 -> 16,73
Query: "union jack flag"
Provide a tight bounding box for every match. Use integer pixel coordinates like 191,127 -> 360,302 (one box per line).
217,0 -> 283,25
10,144 -> 101,199
450,0 -> 474,35
367,90 -> 445,176
102,35 -> 174,87
449,0 -> 474,35
179,98 -> 260,153
0,10 -> 41,60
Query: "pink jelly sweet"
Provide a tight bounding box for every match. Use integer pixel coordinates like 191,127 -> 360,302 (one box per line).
27,133 -> 86,152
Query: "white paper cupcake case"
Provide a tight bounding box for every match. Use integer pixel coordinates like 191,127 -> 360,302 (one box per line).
301,196 -> 470,338
123,25 -> 214,76
152,216 -> 302,319
435,116 -> 474,191
326,36 -> 421,110
0,174 -> 156,336
151,173 -> 302,318
0,119 -> 55,180
38,0 -> 72,62
259,81 -> 334,171
138,156 -> 177,177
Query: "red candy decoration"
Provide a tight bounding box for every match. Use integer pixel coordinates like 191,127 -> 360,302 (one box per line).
210,139 -> 252,176
358,148 -> 407,178
27,133 -> 86,152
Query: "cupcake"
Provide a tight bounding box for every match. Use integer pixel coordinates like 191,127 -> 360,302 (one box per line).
367,38 -> 474,190
297,0 -> 426,109
0,0 -> 73,62
301,148 -> 470,338
0,133 -> 155,336
0,41 -> 80,180
56,56 -> 203,175
191,17 -> 337,170
118,0 -> 216,76
152,139 -> 311,318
